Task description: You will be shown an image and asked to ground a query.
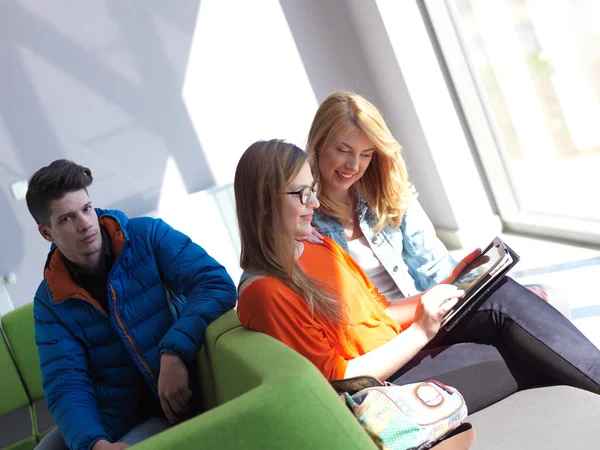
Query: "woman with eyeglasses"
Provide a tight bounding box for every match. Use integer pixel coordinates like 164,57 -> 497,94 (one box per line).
234,139 -> 600,414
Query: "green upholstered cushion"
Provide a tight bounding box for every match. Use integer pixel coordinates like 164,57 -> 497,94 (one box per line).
204,309 -> 243,348
139,324 -> 375,450
0,331 -> 30,415
136,379 -> 373,450
2,303 -> 55,438
213,326 -> 375,447
0,331 -> 36,449
1,303 -> 44,400
196,309 -> 242,412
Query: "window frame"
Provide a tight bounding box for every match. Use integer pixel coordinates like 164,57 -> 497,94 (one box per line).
422,0 -> 600,247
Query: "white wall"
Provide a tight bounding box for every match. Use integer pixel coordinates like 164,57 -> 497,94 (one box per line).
0,0 -> 497,308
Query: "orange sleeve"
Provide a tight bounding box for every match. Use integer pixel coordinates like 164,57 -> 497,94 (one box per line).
237,279 -> 348,381
325,237 -> 391,309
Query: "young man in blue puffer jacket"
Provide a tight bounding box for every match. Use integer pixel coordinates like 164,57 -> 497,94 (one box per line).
26,160 -> 237,450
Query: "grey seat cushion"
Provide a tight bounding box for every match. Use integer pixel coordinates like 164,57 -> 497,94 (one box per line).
467,385 -> 600,449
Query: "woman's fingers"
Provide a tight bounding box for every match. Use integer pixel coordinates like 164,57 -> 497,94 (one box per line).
423,285 -> 464,306
295,227 -> 323,244
414,286 -> 463,341
451,248 -> 482,278
464,248 -> 483,264
310,228 -> 324,243
420,286 -> 464,326
441,297 -> 459,313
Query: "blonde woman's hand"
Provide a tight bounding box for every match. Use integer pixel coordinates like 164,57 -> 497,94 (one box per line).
295,227 -> 324,244
445,248 -> 490,284
411,284 -> 464,341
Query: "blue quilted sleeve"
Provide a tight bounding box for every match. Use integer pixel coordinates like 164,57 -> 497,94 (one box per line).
151,218 -> 237,362
34,296 -> 111,450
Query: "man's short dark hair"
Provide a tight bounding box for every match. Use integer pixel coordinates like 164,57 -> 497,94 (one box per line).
26,159 -> 94,225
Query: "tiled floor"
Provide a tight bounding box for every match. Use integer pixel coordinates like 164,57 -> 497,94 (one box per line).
452,233 -> 600,348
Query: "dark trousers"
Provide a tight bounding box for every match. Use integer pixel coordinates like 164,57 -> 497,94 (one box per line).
389,277 -> 600,413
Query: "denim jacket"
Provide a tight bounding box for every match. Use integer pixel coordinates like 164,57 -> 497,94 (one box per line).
312,198 -> 457,298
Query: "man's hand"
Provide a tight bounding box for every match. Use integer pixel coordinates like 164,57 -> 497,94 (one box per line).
92,440 -> 130,450
158,353 -> 192,424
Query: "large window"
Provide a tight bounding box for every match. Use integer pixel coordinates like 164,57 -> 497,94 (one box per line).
430,0 -> 600,242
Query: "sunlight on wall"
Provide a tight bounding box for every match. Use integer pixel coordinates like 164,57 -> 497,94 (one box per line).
157,154 -> 188,216
375,0 -> 496,240
181,0 -> 318,186
0,285 -> 15,316
154,155 -> 242,282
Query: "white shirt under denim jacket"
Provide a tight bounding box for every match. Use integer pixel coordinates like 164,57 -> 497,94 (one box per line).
312,196 -> 457,299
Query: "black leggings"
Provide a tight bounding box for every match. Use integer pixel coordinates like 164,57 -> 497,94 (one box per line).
389,277 -> 600,413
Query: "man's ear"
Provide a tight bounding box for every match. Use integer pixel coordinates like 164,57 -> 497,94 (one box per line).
38,223 -> 54,243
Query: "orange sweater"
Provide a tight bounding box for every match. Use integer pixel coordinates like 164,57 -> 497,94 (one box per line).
238,236 -> 402,380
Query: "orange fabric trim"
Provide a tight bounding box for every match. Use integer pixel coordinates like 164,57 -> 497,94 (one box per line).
110,284 -> 157,387
45,250 -> 106,313
99,216 -> 125,257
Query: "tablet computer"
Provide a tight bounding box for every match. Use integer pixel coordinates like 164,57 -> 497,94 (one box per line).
441,237 -> 520,331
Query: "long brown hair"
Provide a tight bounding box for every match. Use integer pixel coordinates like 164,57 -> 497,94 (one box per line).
234,139 -> 345,327
306,91 -> 414,232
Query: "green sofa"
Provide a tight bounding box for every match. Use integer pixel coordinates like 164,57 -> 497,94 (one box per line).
136,310 -> 375,449
0,305 -> 374,450
0,303 -> 54,450
4,304 -> 600,450
139,309 -> 600,450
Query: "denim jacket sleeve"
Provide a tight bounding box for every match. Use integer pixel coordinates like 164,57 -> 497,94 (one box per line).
400,201 -> 457,292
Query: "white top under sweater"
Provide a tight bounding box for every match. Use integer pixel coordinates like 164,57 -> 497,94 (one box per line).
347,235 -> 402,301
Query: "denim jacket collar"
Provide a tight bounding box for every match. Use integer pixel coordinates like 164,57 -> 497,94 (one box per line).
312,194 -> 456,297
313,188 -> 370,224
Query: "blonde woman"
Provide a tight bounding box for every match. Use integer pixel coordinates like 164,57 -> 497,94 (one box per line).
306,91 -> 551,313
235,139 -> 600,414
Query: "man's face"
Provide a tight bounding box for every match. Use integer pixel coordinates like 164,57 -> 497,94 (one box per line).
39,189 -> 102,264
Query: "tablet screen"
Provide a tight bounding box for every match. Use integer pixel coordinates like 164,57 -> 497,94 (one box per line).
451,241 -> 506,292
443,238 -> 520,330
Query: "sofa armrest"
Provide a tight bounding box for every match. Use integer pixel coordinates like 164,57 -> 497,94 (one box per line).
134,376 -> 374,450
173,317 -> 376,450
214,327 -> 374,444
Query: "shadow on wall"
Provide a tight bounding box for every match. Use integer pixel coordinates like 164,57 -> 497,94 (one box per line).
102,0 -> 215,215
281,0 -> 459,231
0,0 -> 214,306
279,0 -> 380,105
0,0 -> 213,218
0,190 -> 23,288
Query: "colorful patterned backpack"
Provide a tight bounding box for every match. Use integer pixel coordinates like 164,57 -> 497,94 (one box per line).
331,377 -> 474,450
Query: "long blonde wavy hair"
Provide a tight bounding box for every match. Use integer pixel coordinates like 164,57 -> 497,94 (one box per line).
234,139 -> 346,327
306,91 -> 414,232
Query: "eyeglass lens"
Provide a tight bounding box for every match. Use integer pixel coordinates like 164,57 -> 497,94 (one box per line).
301,182 -> 319,204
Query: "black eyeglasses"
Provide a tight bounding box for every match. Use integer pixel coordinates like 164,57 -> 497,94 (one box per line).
286,181 -> 320,205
